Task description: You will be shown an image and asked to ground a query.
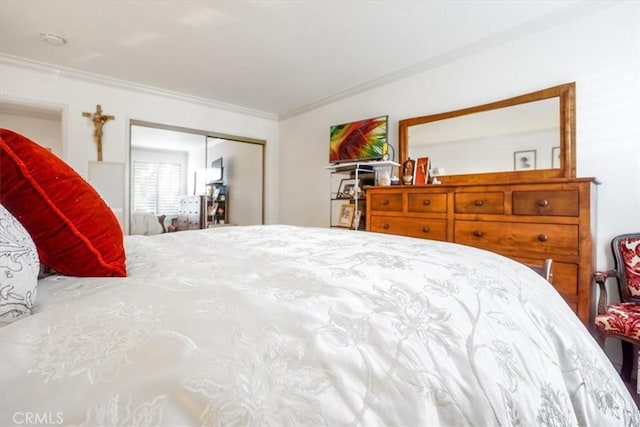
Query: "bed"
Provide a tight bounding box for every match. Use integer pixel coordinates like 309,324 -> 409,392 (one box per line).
1,128 -> 639,425
1,225 -> 639,426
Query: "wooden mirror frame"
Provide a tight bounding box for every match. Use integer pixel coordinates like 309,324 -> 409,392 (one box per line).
398,82 -> 576,184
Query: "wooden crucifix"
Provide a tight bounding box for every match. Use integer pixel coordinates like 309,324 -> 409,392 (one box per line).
82,104 -> 114,161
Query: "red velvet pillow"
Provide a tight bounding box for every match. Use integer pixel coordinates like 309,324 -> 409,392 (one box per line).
0,128 -> 126,277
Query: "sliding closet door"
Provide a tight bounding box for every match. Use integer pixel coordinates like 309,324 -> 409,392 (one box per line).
129,121 -> 265,233
206,137 -> 264,226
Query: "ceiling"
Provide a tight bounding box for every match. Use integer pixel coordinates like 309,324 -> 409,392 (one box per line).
0,0 -> 614,119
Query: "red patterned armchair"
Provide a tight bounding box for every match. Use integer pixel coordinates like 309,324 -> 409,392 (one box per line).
594,233 -> 640,382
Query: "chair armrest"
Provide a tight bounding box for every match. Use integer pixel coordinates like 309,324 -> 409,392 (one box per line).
594,269 -> 618,314
594,269 -> 618,282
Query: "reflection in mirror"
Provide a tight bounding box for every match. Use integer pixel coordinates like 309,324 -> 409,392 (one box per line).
130,126 -> 204,221
204,137 -> 264,226
399,82 -> 575,184
408,98 -> 559,175
130,123 -> 264,234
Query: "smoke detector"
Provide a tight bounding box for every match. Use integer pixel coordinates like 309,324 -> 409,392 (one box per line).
40,33 -> 67,46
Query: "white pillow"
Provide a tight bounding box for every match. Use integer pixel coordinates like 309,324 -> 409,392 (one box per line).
0,204 -> 39,323
130,211 -> 164,235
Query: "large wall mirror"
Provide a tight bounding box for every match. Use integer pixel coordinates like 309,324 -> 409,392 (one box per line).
399,82 -> 575,184
129,120 -> 264,234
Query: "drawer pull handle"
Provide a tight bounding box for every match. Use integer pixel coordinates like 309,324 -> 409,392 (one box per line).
473,230 -> 484,237
422,226 -> 430,233
382,199 -> 389,205
474,199 -> 484,206
538,199 -> 549,207
382,223 -> 390,230
538,234 -> 549,242
422,199 -> 431,206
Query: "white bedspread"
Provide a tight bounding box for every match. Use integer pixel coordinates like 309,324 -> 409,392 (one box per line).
1,225 -> 638,426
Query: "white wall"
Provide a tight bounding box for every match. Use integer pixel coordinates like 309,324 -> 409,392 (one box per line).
0,112 -> 63,157
186,140 -> 207,196
279,2 -> 640,271
206,139 -> 264,226
411,129 -> 558,175
0,61 -> 280,226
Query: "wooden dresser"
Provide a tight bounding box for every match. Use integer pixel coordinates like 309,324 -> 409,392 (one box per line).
366,178 -> 597,325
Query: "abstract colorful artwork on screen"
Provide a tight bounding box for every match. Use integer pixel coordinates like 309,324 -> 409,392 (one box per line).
329,115 -> 388,163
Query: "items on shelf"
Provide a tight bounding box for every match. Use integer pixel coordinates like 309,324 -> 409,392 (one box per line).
326,159 -> 399,231
207,182 -> 228,225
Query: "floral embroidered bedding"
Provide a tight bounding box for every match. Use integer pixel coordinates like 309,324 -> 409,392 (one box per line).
1,225 -> 638,426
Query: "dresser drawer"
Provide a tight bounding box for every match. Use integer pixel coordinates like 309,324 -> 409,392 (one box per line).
408,193 -> 447,213
552,262 -> 579,296
515,258 -> 579,296
370,216 -> 447,241
454,220 -> 579,256
370,193 -> 403,211
512,190 -> 579,216
455,192 -> 504,214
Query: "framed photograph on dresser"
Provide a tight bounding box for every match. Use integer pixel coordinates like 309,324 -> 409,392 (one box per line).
414,157 -> 430,185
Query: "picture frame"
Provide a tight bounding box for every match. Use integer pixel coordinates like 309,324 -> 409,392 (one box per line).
551,146 -> 561,169
337,204 -> 355,227
514,150 -> 536,171
414,157 -> 430,185
402,158 -> 416,185
337,178 -> 361,199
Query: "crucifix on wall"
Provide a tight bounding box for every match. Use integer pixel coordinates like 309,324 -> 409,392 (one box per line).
82,104 -> 114,161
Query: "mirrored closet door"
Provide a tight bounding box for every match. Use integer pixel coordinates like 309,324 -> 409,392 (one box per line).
129,122 -> 264,234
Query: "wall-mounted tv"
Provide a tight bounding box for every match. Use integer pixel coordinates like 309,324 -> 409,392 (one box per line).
209,157 -> 224,182
329,115 -> 388,163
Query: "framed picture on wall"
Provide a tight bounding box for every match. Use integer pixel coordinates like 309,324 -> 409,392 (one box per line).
514,150 -> 536,171
551,146 -> 561,169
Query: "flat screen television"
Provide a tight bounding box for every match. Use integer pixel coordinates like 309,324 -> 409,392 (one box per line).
209,157 -> 224,182
329,115 -> 388,163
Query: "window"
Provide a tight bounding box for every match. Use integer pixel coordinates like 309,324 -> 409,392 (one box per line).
132,161 -> 181,216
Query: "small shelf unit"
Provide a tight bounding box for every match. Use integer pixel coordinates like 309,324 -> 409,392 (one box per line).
206,181 -> 228,226
326,160 -> 399,230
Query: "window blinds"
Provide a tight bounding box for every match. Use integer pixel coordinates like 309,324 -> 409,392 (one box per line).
132,160 -> 181,216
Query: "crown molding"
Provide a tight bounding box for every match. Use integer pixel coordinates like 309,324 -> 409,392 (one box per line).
0,54 -> 277,121
279,0 -> 617,120
1,1 -> 616,122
